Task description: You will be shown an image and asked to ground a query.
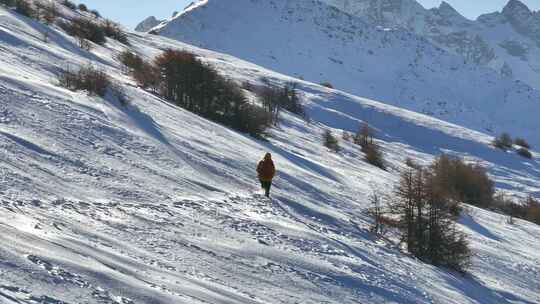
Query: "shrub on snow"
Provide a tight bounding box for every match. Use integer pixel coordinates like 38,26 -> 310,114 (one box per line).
103,19 -> 129,45
354,122 -> 386,170
493,133 -> 513,150
90,9 -> 101,18
431,154 -> 494,208
517,148 -> 533,159
58,65 -> 111,97
320,81 -> 334,89
323,130 -> 340,152
514,137 -> 531,149
15,0 -> 35,18
0,0 -> 15,7
62,0 -> 76,10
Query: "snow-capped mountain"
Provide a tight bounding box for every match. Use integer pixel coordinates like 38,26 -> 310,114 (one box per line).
324,0 -> 491,65
323,0 -> 540,87
150,0 -> 540,148
325,0 -> 436,29
1,1 -> 540,303
134,16 -> 163,32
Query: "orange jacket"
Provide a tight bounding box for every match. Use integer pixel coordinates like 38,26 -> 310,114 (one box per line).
257,154 -> 276,182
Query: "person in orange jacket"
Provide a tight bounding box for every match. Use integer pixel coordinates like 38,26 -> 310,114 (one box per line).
257,153 -> 276,197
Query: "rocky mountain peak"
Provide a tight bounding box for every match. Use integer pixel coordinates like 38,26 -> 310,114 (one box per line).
433,1 -> 468,24
501,0 -> 540,43
135,16 -> 163,32
502,0 -> 532,20
438,1 -> 461,17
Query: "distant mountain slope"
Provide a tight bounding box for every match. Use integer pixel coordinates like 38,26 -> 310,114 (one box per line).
324,0 -> 540,88
152,0 -> 540,147
1,2 -> 540,304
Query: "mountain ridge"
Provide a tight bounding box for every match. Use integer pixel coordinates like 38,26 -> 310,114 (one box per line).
321,0 -> 540,87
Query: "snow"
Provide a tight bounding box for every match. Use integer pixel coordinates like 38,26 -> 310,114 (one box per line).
153,0 -> 540,149
1,2 -> 540,304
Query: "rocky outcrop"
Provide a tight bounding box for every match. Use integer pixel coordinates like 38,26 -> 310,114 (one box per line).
135,16 -> 163,32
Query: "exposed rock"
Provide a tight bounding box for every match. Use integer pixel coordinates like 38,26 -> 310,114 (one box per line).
135,16 -> 163,32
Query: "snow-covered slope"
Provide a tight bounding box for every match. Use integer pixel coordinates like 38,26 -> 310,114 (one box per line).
1,2 -> 540,304
324,0 -> 540,89
151,0 -> 540,148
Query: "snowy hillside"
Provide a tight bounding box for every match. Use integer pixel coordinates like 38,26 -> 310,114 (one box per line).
324,0 -> 540,88
1,2 -> 540,304
151,0 -> 540,148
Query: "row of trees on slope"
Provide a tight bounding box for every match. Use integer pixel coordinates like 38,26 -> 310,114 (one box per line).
56,48 -> 306,138
7,0 -> 307,138
370,154 -> 540,273
492,193 -> 540,226
7,0 -> 306,139
4,0 -> 101,18
0,0 -> 127,48
251,80 -> 307,124
119,50 -> 307,137
1,0 -> 58,23
58,17 -> 128,48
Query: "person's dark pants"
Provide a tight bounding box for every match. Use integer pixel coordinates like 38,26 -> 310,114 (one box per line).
260,180 -> 272,197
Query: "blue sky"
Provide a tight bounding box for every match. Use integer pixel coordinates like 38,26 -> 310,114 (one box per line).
76,0 -> 540,29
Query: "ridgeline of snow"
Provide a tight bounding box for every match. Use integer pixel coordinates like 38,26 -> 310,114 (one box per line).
152,0 -> 540,148
1,2 -> 540,304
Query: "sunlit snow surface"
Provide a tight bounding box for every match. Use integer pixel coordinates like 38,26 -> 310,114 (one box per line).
1,4 -> 540,304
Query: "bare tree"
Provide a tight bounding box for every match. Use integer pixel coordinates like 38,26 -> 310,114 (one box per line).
368,192 -> 387,235
323,130 -> 340,152
391,160 -> 471,272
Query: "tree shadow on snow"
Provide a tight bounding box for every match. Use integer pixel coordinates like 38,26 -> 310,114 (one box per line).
259,140 -> 342,184
444,272 -> 538,304
107,93 -> 172,147
276,195 -> 344,229
458,213 -> 501,242
0,131 -> 59,158
105,93 -> 228,195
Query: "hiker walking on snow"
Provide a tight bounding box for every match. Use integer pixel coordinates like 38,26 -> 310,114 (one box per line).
257,153 -> 276,198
